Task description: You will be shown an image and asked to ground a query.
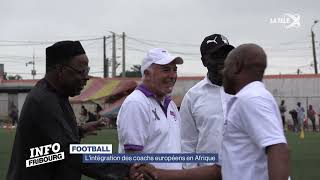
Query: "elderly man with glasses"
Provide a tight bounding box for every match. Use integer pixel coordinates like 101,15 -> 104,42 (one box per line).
7,41 -> 136,180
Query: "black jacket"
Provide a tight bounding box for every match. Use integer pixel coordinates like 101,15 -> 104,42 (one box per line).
7,79 -> 129,180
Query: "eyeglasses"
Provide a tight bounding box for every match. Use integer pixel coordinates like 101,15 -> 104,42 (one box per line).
64,65 -> 90,76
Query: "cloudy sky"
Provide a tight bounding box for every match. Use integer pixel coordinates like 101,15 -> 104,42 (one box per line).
0,0 -> 320,79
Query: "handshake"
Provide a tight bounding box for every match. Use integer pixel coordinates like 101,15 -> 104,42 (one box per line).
127,164 -> 158,180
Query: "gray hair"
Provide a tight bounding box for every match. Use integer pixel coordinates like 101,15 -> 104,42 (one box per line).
141,64 -> 155,81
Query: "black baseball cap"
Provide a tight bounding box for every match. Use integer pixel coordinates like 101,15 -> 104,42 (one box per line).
200,34 -> 234,56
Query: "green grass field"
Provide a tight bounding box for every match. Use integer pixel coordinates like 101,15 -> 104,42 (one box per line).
0,128 -> 319,180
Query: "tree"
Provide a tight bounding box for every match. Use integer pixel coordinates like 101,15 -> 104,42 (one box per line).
4,73 -> 23,80
118,65 -> 142,77
130,65 -> 141,72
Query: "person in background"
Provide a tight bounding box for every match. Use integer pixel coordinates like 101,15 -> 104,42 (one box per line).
9,104 -> 19,127
95,103 -> 103,120
307,104 -> 316,132
78,105 -> 88,125
279,100 -> 287,130
289,109 -> 298,132
296,102 -> 305,133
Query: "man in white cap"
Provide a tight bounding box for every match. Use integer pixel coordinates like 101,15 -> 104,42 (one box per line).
117,48 -> 183,170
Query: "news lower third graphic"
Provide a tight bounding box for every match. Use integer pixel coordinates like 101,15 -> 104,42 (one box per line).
26,144 -> 218,167
26,143 -> 64,168
70,144 -> 218,164
69,144 -> 113,154
82,153 -> 218,164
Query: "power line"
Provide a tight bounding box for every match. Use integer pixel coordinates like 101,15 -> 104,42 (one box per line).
0,37 -> 103,47
5,72 -> 45,75
0,60 -> 30,64
126,35 -> 199,47
127,36 -> 156,47
0,55 -> 44,59
265,47 -> 312,52
127,40 -> 199,56
127,46 -> 147,53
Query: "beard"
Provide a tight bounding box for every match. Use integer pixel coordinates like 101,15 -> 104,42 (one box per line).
208,72 -> 223,86
223,77 -> 236,95
61,82 -> 82,97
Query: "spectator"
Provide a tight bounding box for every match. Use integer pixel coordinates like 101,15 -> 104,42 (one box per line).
296,102 -> 305,132
9,104 -> 19,127
289,109 -> 298,132
87,111 -> 97,122
318,104 -> 320,132
95,103 -> 103,120
78,105 -> 88,125
279,100 -> 287,130
307,104 -> 316,132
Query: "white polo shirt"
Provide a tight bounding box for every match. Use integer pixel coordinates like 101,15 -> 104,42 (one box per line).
180,76 -> 231,169
222,81 -> 287,180
117,85 -> 182,170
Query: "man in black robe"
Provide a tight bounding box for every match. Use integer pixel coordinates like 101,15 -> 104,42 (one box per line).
7,41 -> 132,180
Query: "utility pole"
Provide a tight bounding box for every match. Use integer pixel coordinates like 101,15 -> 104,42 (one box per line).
26,50 -> 36,79
122,32 -> 126,77
112,32 -> 116,77
103,36 -> 109,78
311,30 -> 318,74
311,20 -> 319,74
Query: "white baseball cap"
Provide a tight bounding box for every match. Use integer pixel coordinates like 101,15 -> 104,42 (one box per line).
141,48 -> 184,75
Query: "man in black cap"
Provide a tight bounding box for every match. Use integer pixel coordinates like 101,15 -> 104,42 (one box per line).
180,34 -> 234,169
7,41 -> 132,180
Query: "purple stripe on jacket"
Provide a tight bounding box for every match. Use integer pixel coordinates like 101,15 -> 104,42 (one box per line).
136,84 -> 172,116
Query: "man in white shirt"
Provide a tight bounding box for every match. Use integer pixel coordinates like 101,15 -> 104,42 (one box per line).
129,34 -> 234,179
296,102 -> 305,132
131,44 -> 289,180
180,34 -> 234,169
117,48 -> 183,170
222,43 -> 289,180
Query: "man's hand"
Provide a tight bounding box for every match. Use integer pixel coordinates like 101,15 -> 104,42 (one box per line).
80,118 -> 108,137
128,164 -> 158,180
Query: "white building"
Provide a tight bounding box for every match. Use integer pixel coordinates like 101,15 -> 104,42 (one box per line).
1,74 -> 319,128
